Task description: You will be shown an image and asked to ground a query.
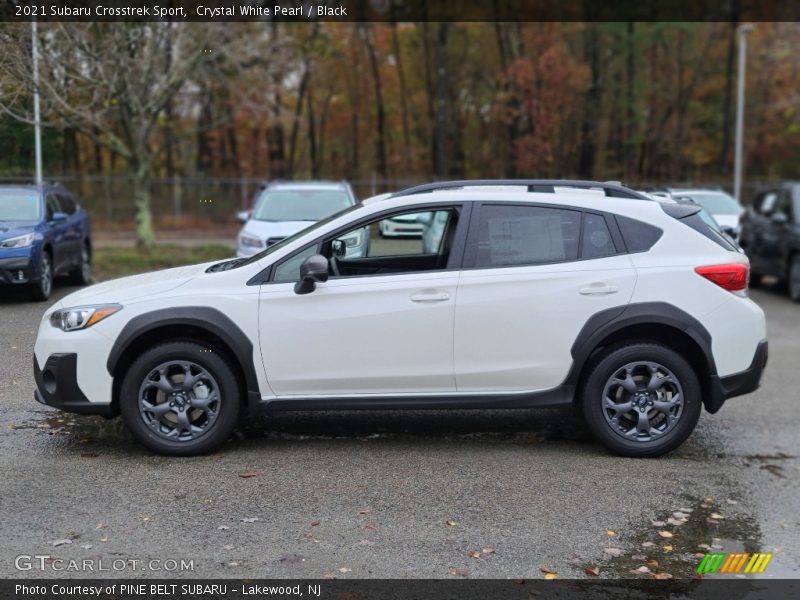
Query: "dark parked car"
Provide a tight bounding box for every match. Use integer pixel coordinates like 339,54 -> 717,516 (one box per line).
0,183 -> 92,301
739,183 -> 800,301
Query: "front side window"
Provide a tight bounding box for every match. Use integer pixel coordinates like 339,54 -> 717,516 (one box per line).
45,194 -> 61,222
252,188 -> 353,222
473,205 -> 581,268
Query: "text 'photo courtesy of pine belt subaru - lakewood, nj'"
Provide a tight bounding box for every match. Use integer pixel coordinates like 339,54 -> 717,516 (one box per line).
33,180 -> 768,457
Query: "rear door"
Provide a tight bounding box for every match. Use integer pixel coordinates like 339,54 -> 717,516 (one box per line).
454,203 -> 637,393
55,193 -> 82,267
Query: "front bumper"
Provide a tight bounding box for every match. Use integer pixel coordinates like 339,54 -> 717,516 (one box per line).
707,339 -> 768,413
0,253 -> 34,284
33,353 -> 114,417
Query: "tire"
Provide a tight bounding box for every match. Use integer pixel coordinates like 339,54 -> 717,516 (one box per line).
29,251 -> 53,301
119,341 -> 241,456
68,242 -> 92,286
789,256 -> 800,303
580,342 -> 702,458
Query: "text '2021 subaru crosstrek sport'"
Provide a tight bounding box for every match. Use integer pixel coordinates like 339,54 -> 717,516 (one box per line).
33,180 -> 767,457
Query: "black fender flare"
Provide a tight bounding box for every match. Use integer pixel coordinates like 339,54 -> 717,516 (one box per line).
106,307 -> 260,402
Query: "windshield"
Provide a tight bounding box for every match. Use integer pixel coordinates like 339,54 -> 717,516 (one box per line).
680,192 -> 742,215
253,188 -> 353,222
0,191 -> 40,221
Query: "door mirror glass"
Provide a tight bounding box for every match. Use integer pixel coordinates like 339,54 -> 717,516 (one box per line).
294,254 -> 329,295
331,239 -> 347,258
50,211 -> 68,224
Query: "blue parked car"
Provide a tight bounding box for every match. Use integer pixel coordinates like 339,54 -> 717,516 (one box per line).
0,183 -> 92,301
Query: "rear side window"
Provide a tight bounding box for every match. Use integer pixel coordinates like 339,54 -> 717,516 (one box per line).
615,215 -> 663,253
581,213 -> 617,259
45,194 -> 61,222
472,204 -> 581,267
679,213 -> 738,251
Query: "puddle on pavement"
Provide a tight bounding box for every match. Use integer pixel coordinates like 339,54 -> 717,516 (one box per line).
10,412 -> 132,445
743,453 -> 795,479
582,495 -> 792,579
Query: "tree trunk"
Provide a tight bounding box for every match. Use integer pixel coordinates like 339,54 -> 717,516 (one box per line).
362,24 -> 388,182
287,68 -> 309,178
718,20 -> 738,175
432,23 -> 450,178
130,159 -> 155,248
578,24 -> 602,178
390,22 -> 412,171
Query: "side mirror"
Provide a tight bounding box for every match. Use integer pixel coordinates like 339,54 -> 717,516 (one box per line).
294,254 -> 329,295
771,212 -> 789,226
50,212 -> 68,224
236,210 -> 251,224
331,239 -> 346,258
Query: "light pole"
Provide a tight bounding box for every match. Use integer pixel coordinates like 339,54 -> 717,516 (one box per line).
31,18 -> 43,186
733,24 -> 754,203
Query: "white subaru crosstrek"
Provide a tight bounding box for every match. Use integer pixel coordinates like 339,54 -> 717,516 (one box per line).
33,180 -> 768,457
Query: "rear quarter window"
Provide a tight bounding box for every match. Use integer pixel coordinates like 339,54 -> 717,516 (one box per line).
614,215 -> 663,253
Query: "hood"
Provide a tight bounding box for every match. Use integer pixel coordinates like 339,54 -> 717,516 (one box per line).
57,262 -> 217,307
0,222 -> 37,239
242,219 -> 316,241
713,213 -> 742,230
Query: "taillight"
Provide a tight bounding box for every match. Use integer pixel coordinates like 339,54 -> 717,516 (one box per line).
695,263 -> 749,294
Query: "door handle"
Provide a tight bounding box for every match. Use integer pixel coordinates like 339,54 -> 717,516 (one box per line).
410,290 -> 451,303
579,283 -> 619,296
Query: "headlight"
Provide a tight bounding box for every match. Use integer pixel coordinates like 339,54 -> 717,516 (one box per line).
0,233 -> 35,248
49,304 -> 122,332
239,234 -> 262,249
341,231 -> 363,248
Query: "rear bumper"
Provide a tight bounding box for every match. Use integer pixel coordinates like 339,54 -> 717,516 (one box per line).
707,339 -> 768,413
33,353 -> 114,417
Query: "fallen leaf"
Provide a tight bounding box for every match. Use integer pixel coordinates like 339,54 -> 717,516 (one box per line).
697,543 -> 711,550
641,541 -> 656,548
700,503 -> 712,509
223,544 -> 234,550
645,559 -> 659,568
310,520 -> 320,527
50,539 -> 72,547
544,573 -> 558,580
338,567 -> 351,573
658,531 -> 674,539
218,525 -> 230,530
679,507 -> 694,513
358,508 -> 371,515
99,536 -> 108,542
653,572 -> 674,580
604,548 -> 623,557
482,547 -> 496,555
726,499 -> 738,505
449,568 -> 469,577
706,518 -> 720,525
468,551 -> 481,559
142,516 -> 151,523
365,523 -> 379,531
631,554 -> 646,560
323,571 -> 335,579
631,566 -> 651,574
651,520 -> 666,527
711,544 -> 724,550
703,496 -> 713,503
673,511 -> 689,519
226,561 -> 239,567
666,518 -> 685,526
584,566 -> 600,577
279,553 -> 305,564
446,520 -> 458,528
238,471 -> 258,479
694,553 -> 706,558
540,565 -> 557,574
241,517 -> 259,523
95,523 -> 107,530
663,545 -> 673,552
606,529 -> 617,537
710,513 -> 724,520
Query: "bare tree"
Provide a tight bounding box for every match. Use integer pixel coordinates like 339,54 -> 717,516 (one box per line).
0,22 -> 216,246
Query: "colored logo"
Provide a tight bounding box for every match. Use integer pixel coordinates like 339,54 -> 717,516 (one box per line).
697,552 -> 773,575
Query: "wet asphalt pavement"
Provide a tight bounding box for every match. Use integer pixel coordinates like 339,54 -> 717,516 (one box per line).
0,284 -> 798,580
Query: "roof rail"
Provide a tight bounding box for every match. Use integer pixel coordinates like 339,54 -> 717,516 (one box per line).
390,179 -> 649,200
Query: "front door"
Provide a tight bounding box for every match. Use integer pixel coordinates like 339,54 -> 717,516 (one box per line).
258,206 -> 463,397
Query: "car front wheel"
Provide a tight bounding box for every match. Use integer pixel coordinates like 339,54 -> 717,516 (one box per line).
788,256 -> 800,303
581,342 -> 701,458
29,252 -> 53,301
120,341 -> 241,456
69,243 -> 92,286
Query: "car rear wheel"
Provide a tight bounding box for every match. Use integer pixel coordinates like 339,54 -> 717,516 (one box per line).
789,256 -> 800,303
581,342 -> 701,458
29,252 -> 53,301
120,342 -> 241,456
68,243 -> 92,286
